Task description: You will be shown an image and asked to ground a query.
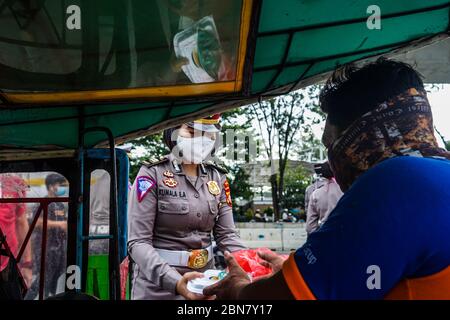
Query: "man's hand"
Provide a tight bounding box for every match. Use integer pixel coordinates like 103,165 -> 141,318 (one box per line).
257,250 -> 285,274
203,251 -> 251,300
176,272 -> 213,300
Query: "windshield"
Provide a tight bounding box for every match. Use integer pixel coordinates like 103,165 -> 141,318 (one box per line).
0,0 -> 245,93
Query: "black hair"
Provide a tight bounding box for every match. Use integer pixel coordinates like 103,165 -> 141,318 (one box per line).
314,162 -> 334,179
319,58 -> 425,131
163,126 -> 181,150
45,173 -> 66,190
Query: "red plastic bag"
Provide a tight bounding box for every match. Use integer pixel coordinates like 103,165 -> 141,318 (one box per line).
231,248 -> 288,280
120,257 -> 129,300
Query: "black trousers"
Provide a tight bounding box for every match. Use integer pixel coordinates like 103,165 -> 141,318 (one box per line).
26,245 -> 66,299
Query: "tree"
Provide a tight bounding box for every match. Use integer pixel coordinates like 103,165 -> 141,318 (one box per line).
294,131 -> 327,163
282,162 -> 311,210
245,86 -> 324,220
227,165 -> 253,208
127,133 -> 168,180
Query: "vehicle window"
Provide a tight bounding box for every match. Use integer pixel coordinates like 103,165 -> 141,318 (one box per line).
0,172 -> 69,300
0,0 -> 245,92
86,169 -> 111,300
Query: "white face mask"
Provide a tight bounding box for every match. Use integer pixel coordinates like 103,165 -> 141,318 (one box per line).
174,135 -> 215,164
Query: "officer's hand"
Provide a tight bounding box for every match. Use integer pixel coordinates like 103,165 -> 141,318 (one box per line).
257,250 -> 285,274
203,251 -> 251,300
176,272 -> 213,300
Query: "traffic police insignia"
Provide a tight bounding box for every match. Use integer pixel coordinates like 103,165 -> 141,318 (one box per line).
207,181 -> 221,196
163,170 -> 174,178
163,178 -> 178,188
136,176 -> 156,202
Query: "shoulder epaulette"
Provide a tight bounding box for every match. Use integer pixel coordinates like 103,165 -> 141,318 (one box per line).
205,161 -> 228,174
142,157 -> 169,168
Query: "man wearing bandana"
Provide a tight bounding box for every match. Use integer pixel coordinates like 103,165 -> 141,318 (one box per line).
203,59 -> 450,300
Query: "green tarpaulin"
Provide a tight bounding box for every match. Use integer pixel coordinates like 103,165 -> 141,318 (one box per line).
0,0 -> 449,150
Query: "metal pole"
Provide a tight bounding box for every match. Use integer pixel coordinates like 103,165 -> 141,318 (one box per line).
75,140 -> 85,292
76,107 -> 85,293
38,204 -> 49,300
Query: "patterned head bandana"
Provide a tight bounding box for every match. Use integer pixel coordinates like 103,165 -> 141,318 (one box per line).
328,88 -> 450,192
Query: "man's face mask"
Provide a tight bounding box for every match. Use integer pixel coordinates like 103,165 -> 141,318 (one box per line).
175,135 -> 215,164
55,186 -> 68,197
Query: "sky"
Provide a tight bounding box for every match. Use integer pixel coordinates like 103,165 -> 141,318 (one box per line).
428,84 -> 450,146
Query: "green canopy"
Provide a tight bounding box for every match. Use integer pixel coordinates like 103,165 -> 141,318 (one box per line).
0,0 -> 449,151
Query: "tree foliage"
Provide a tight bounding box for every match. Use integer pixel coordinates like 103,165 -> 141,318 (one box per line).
282,163 -> 311,210
128,133 -> 168,180
244,86 -> 324,219
227,165 -> 253,207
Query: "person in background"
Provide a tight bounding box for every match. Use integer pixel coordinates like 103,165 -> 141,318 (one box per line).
254,209 -> 264,222
281,209 -> 289,222
89,170 -> 111,255
288,213 -> 297,223
30,173 -> 68,298
0,174 -> 32,287
304,164 -> 327,218
202,59 -> 450,300
306,162 -> 343,235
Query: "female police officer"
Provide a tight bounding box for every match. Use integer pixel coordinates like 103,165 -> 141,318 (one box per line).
127,114 -> 247,300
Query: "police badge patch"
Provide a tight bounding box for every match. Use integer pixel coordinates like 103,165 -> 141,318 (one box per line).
136,176 -> 156,202
163,170 -> 174,178
163,178 -> 178,188
207,181 -> 221,196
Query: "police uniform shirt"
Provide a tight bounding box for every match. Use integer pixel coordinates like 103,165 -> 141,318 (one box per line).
304,178 -> 327,216
306,178 -> 343,235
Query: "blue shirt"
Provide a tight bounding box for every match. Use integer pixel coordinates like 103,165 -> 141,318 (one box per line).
291,156 -> 450,299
